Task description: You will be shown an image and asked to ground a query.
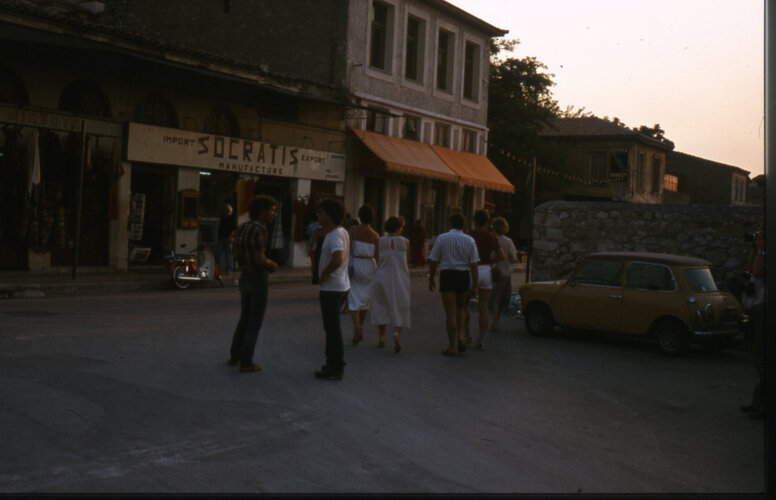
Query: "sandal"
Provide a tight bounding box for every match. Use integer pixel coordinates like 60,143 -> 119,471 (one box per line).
393,334 -> 402,353
352,330 -> 363,345
441,349 -> 458,357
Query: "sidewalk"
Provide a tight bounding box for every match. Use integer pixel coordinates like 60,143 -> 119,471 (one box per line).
0,265 -> 440,299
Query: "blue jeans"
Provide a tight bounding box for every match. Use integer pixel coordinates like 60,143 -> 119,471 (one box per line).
230,271 -> 269,367
319,290 -> 348,373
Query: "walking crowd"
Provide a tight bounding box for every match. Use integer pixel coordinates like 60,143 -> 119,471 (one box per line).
227,195 -> 519,381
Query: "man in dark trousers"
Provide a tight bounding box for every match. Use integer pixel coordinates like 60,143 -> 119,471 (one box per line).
314,198 -> 350,380
228,195 -> 278,373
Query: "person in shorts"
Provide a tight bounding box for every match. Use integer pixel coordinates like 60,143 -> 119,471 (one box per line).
428,213 -> 479,356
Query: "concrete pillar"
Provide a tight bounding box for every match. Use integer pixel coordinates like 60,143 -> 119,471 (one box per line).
109,161 -> 131,270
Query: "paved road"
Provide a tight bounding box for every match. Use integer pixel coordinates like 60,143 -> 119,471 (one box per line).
0,275 -> 764,494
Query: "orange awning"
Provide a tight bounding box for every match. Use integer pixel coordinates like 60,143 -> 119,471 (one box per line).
431,145 -> 515,193
352,129 -> 458,182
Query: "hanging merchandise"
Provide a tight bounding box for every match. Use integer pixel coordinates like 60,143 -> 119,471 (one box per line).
271,201 -> 284,250
293,196 -> 306,242
106,139 -> 124,220
27,129 -> 40,194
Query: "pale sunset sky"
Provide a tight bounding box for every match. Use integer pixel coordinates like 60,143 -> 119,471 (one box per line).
448,0 -> 765,177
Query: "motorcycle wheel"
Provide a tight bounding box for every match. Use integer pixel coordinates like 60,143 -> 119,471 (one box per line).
172,264 -> 191,289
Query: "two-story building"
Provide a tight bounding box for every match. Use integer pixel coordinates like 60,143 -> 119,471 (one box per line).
536,117 -> 673,204
342,0 -> 514,236
0,0 -> 512,273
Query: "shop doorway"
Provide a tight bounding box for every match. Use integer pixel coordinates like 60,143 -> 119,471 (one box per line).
399,181 -> 416,237
0,126 -> 28,270
129,165 -> 175,264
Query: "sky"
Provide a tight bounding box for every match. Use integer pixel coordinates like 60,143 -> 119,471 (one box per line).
448,0 -> 765,177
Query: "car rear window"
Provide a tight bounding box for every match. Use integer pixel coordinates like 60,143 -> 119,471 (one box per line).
685,267 -> 718,292
626,262 -> 676,291
574,260 -> 623,287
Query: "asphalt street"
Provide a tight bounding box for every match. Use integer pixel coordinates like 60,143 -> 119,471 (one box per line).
0,274 -> 765,494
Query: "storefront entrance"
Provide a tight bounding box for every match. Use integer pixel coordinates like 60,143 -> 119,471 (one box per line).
129,165 -> 175,265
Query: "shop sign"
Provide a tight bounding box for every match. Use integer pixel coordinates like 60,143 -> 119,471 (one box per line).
127,123 -> 345,182
0,104 -> 83,132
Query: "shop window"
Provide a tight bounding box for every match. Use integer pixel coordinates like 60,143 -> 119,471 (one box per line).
405,15 -> 425,82
436,29 -> 454,92
59,80 -> 112,118
463,41 -> 480,101
204,105 -> 240,137
369,1 -> 394,72
0,66 -> 29,106
133,94 -> 179,128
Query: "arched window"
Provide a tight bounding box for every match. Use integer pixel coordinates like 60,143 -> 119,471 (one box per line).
58,80 -> 112,118
0,66 -> 30,106
203,105 -> 239,137
133,94 -> 179,128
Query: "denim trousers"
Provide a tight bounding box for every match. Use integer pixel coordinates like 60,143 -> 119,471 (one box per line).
230,270 -> 269,367
319,290 -> 348,373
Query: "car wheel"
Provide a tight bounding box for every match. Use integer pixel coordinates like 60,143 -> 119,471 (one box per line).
524,303 -> 554,336
653,319 -> 688,356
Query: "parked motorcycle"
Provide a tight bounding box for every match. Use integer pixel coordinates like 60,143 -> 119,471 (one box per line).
165,244 -> 224,289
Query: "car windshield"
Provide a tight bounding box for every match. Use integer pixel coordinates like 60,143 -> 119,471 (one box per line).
685,267 -> 718,292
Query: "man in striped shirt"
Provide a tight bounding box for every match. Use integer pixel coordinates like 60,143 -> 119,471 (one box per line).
428,213 -> 479,356
228,195 -> 279,373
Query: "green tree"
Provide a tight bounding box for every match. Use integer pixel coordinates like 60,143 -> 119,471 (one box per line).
487,40 -> 558,242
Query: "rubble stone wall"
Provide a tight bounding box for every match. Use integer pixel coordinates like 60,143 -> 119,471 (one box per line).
530,201 -> 764,288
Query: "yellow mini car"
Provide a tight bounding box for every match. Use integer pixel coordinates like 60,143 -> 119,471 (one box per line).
518,252 -> 745,355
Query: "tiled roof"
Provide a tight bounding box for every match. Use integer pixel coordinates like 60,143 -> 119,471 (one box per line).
669,151 -> 750,176
540,117 -> 672,150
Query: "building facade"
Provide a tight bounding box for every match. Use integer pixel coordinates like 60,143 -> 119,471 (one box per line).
536,117 -> 673,205
664,151 -> 750,205
0,0 -> 512,273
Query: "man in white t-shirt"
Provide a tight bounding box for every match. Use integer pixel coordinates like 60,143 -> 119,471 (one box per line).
314,198 -> 350,380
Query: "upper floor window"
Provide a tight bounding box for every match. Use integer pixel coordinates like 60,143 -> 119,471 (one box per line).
434,122 -> 450,147
370,1 -> 394,72
403,115 -> 420,141
462,129 -> 477,153
651,157 -> 662,194
366,107 -> 390,134
436,29 -> 454,92
463,41 -> 480,101
589,152 -> 607,183
133,94 -> 179,128
664,174 -> 679,192
610,150 -> 628,177
733,175 -> 747,202
0,66 -> 29,106
405,16 -> 425,82
59,80 -> 112,118
204,105 -> 240,137
636,153 -> 646,192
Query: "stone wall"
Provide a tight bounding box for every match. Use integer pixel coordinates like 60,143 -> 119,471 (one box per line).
530,201 -> 764,288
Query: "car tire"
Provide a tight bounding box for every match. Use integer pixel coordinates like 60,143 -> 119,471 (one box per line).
653,319 -> 688,356
524,303 -> 554,336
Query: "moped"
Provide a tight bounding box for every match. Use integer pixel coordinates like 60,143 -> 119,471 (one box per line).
165,244 -> 224,289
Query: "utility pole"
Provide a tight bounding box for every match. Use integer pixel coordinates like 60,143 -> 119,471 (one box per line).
525,157 -> 537,284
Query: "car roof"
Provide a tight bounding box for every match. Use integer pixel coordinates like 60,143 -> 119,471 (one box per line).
585,252 -> 711,266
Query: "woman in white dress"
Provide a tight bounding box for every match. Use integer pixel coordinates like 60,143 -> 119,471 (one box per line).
348,204 -> 379,345
368,216 -> 411,352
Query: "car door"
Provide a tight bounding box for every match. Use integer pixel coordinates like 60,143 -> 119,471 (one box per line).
620,261 -> 679,335
554,258 -> 624,331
